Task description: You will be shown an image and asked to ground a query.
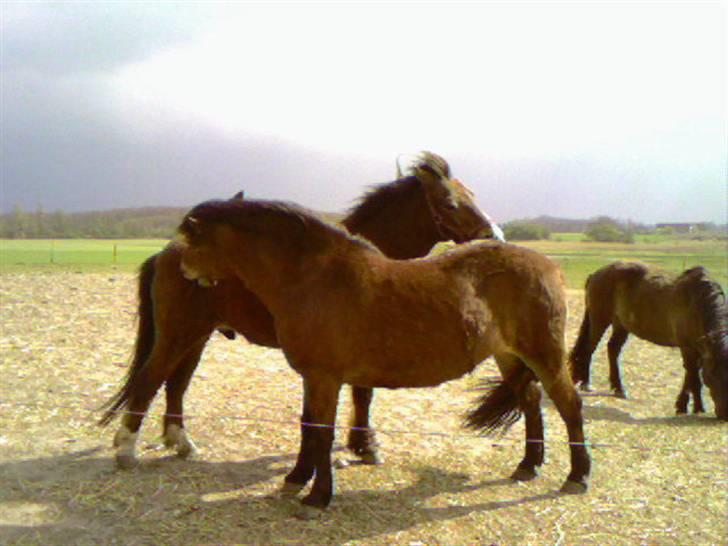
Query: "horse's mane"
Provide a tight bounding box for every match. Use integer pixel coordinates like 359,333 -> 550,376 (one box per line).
184,199 -> 379,252
343,176 -> 421,230
343,151 -> 452,231
678,266 -> 728,354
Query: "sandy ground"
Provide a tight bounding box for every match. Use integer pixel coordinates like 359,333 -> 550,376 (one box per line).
0,271 -> 725,545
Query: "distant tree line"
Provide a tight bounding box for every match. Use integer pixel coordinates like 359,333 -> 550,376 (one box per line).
0,206 -> 188,239
503,215 -> 724,242
1,205 -> 724,242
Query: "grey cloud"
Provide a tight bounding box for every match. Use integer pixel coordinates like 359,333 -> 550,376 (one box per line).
1,3 -> 209,76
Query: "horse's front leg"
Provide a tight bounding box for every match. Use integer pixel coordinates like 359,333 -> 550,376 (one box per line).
283,393 -> 316,496
293,376 -> 341,518
676,347 -> 704,414
346,386 -> 381,465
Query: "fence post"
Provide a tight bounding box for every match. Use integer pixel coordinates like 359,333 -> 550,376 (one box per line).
113,243 -> 118,264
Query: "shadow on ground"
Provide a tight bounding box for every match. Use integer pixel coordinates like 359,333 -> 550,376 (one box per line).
0,446 -> 561,545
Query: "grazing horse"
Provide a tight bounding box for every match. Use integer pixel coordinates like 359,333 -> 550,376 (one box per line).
569,261 -> 728,420
99,152 -> 502,469
178,195 -> 590,515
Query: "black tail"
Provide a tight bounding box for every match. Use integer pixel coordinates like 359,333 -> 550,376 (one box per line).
464,365 -> 534,435
568,311 -> 592,385
98,254 -> 158,426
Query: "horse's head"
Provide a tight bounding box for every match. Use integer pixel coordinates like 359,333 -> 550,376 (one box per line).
698,334 -> 728,420
178,209 -> 233,285
411,151 -> 504,244
177,192 -> 246,284
683,269 -> 728,420
179,194 -> 349,294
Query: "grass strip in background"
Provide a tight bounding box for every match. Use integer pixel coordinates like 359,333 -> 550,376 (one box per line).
1,236 -> 726,289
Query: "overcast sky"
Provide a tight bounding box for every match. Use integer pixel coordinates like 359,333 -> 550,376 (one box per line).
1,1 -> 726,224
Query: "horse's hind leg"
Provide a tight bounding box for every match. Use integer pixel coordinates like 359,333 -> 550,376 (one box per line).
346,386 -> 381,465
607,323 -> 629,398
113,336 -> 187,468
570,310 -> 610,392
163,339 -> 209,458
114,365 -> 168,469
513,380 -> 545,481
676,347 -> 704,414
540,368 -> 591,493
496,355 -> 544,481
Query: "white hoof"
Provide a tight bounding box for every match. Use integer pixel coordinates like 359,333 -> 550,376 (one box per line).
163,424 -> 198,459
113,426 -> 138,469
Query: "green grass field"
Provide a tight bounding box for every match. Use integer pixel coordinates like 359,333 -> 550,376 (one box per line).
0,239 -> 168,272
1,236 -> 726,289
520,235 -> 727,289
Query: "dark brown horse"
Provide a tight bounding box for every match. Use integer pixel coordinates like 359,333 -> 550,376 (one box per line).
569,261 -> 728,419
178,196 -> 590,515
100,152 -> 502,468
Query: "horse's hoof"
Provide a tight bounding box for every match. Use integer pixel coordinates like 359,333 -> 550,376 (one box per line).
510,466 -> 538,482
176,439 -> 198,459
294,504 -> 325,520
115,454 -> 138,470
359,452 -> 383,465
560,480 -> 588,495
675,408 -> 688,415
333,458 -> 350,469
163,425 -> 199,459
280,482 -> 306,498
613,390 -> 628,399
579,384 -> 593,393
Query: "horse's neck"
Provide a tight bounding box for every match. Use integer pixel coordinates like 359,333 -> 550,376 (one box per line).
233,232 -> 380,313
342,192 -> 441,260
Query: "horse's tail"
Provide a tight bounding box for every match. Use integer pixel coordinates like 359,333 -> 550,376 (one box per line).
568,310 -> 592,385
98,254 -> 158,426
464,364 -> 534,435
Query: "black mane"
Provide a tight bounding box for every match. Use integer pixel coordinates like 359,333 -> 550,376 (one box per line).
343,151 -> 452,232
183,199 -> 378,252
343,176 -> 421,231
679,267 -> 728,356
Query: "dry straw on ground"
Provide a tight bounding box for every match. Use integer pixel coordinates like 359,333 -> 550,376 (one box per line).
0,271 -> 725,545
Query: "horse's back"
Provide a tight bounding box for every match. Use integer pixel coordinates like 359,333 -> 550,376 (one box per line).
587,261 -> 679,346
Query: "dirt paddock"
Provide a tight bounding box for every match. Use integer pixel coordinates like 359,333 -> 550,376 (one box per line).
1,271 -> 725,545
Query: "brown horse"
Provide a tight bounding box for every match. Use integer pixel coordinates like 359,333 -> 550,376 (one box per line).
99,152 -> 502,468
178,196 -> 590,515
569,261 -> 728,419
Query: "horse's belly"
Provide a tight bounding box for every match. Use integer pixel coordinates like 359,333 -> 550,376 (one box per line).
620,311 -> 676,347
341,331 -> 480,387
346,354 -> 478,389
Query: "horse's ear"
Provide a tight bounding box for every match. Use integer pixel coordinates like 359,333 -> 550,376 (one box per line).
232,191 -> 245,201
